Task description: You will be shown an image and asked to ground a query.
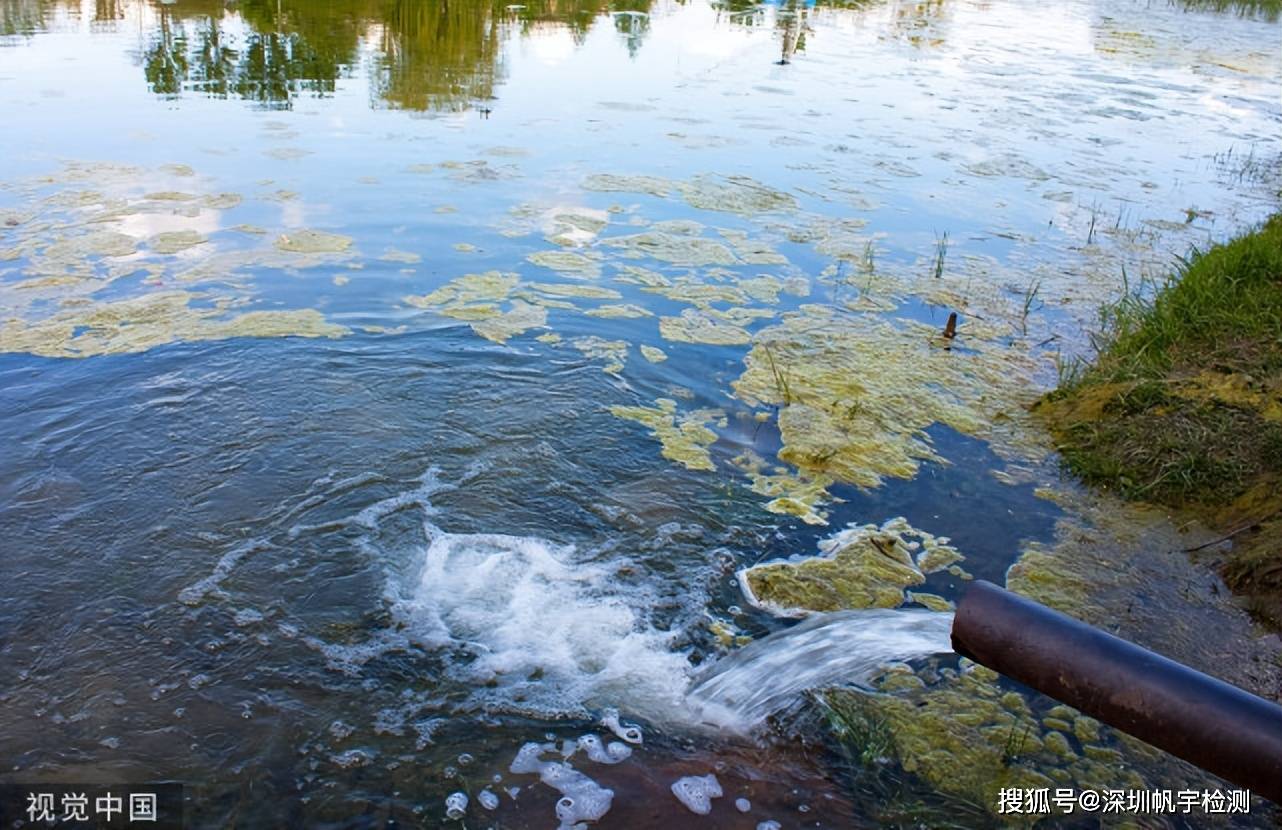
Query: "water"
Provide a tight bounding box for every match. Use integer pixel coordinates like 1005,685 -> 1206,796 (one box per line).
686,609 -> 956,729
1,0 -> 1279,824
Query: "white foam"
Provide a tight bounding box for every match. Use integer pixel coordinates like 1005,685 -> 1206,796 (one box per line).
508,742 -> 615,829
292,468 -> 701,722
671,774 -> 723,815
444,792 -> 467,820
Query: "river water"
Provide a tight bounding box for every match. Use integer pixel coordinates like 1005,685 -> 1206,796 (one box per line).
1,0 -> 1278,825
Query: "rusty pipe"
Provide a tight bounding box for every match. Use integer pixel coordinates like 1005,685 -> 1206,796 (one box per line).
951,580 -> 1282,804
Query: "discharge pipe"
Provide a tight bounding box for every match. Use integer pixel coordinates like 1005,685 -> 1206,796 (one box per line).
951,580 -> 1282,804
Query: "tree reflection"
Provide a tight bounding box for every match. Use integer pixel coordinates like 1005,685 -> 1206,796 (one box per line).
121,0 -> 659,112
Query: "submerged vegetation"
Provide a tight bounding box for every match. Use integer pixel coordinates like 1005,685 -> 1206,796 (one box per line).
1039,214 -> 1282,622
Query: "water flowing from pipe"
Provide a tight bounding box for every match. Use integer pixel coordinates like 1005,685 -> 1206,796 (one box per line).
684,609 -> 955,731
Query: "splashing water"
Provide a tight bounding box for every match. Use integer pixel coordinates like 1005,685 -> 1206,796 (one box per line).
306,469 -> 698,722
685,609 -> 955,731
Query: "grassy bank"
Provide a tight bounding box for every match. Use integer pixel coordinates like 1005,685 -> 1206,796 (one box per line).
1037,214 -> 1282,623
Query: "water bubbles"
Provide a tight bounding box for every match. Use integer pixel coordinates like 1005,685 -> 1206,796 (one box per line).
735,797 -> 751,812
457,752 -> 474,766
478,789 -> 500,810
442,765 -> 458,779
600,708 -> 643,744
444,791 -> 468,820
670,774 -> 722,815
757,822 -> 782,830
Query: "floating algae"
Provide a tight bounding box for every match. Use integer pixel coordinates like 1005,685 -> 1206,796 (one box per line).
730,450 -> 833,525
274,229 -> 354,253
403,271 -> 519,308
379,248 -> 421,264
732,307 -> 1041,503
639,344 -> 667,362
740,517 -> 963,616
470,300 -> 547,343
572,336 -> 628,374
659,308 -> 752,346
0,291 -> 346,358
611,265 -> 671,288
584,304 -> 652,319
149,230 -> 207,254
716,228 -> 789,265
677,175 -> 798,215
642,278 -> 749,307
526,250 -> 603,279
601,232 -> 738,267
582,173 -> 675,197
526,282 -> 621,300
609,398 -> 725,472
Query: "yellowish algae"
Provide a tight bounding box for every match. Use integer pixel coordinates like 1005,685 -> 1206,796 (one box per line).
740,517 -> 963,615
582,173 -> 674,197
469,300 -> 547,343
585,304 -> 652,319
572,336 -> 628,374
601,231 -> 738,267
612,265 -> 670,288
149,230 -> 207,254
730,450 -> 833,525
640,344 -> 668,363
731,306 -> 1042,513
583,172 -> 796,215
526,250 -> 602,279
379,248 -> 422,264
526,282 -> 621,300
716,228 -> 789,264
0,291 -> 346,358
609,398 -> 725,472
274,229 -> 354,253
404,271 -> 519,308
659,309 -> 752,346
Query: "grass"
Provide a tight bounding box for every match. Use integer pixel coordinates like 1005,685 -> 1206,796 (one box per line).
1038,213 -> 1282,623
931,231 -> 948,279
1177,0 -> 1281,20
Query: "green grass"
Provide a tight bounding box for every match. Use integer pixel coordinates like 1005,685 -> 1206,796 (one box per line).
1087,214 -> 1282,384
1042,214 -> 1282,508
1177,0 -> 1281,20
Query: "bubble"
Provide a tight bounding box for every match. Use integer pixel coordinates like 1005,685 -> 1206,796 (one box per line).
670,774 -> 723,815
736,797 -> 751,812
757,822 -> 782,830
444,792 -> 468,820
478,789 -> 500,810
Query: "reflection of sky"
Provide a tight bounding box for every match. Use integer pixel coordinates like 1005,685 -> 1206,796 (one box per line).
1,0 -> 1278,292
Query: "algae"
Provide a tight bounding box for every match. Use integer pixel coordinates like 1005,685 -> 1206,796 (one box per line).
601,232 -> 738,267
149,230 -> 207,254
0,291 -> 346,358
609,397 -> 723,472
572,336 -> 629,374
526,250 -> 603,279
740,517 -> 964,615
275,229 -> 354,254
639,344 -> 667,363
469,300 -> 547,343
584,304 -> 652,319
659,309 -> 752,346
732,307 -> 1041,504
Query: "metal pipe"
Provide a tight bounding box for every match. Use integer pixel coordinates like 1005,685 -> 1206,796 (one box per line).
951,580 -> 1282,804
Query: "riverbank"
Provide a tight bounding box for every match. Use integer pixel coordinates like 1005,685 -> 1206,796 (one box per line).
1036,214 -> 1282,625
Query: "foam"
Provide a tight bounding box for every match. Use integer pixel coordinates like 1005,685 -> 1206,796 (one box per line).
300,470 -> 697,722
671,774 -> 722,815
444,792 -> 467,820
508,742 -> 615,829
